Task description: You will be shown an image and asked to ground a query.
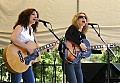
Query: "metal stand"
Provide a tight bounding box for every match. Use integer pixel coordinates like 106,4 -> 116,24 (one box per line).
53,51 -> 57,83
90,25 -> 116,83
41,60 -> 46,83
42,22 -> 75,83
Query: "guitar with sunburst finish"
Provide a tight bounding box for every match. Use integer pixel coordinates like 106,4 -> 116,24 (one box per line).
64,39 -> 116,63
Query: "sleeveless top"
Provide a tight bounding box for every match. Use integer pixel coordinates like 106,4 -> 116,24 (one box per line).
18,26 -> 34,43
17,26 -> 35,66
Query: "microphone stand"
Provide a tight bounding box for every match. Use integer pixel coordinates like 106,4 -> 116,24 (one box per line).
43,23 -> 75,83
53,51 -> 57,83
91,25 -> 116,83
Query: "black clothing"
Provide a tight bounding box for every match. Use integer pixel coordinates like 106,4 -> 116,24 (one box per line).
65,25 -> 86,46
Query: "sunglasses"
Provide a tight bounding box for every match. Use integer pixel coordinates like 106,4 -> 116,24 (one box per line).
78,16 -> 87,19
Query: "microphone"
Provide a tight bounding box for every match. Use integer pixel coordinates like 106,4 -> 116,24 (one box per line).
86,23 -> 98,26
37,18 -> 50,24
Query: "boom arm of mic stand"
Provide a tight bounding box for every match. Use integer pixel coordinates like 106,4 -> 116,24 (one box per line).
43,23 -> 77,58
91,25 -> 104,43
91,25 -> 116,57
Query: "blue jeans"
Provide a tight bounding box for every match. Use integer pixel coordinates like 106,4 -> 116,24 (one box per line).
11,66 -> 35,83
64,61 -> 83,83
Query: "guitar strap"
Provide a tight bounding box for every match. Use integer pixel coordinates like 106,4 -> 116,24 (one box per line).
34,39 -> 37,44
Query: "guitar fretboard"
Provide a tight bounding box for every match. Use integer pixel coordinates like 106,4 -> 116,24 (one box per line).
91,45 -> 104,49
35,43 -> 54,52
88,43 -> 116,49
34,40 -> 60,52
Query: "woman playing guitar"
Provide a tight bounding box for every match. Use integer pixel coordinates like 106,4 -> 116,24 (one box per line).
64,12 -> 89,83
9,8 -> 40,83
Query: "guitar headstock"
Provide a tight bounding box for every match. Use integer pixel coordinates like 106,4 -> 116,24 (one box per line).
107,43 -> 116,48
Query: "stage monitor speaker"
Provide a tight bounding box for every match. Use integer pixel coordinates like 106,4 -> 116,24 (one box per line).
82,63 -> 120,83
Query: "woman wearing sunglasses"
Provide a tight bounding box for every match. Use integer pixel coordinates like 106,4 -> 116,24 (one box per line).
64,12 -> 89,83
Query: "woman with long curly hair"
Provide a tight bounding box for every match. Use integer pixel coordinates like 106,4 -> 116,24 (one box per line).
64,12 -> 89,83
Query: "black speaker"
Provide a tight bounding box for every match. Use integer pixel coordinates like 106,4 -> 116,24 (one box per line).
82,63 -> 120,83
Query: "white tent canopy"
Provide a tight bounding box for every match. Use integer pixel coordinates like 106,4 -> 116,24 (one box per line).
0,0 -> 120,48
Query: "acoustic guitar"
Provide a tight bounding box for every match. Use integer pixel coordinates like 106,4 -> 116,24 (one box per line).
2,41 -> 57,73
64,39 -> 116,63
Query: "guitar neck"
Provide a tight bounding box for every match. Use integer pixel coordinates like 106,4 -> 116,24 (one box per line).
35,43 -> 54,52
90,45 -> 104,49
35,40 -> 60,52
89,43 -> 116,49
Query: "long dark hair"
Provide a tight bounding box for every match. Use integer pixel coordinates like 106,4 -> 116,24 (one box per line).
13,8 -> 39,32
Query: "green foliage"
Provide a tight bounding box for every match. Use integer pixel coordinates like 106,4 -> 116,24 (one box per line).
33,49 -> 63,83
0,48 -> 9,82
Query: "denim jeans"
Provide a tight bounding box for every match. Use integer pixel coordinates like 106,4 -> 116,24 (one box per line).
11,66 -> 35,83
64,61 -> 83,83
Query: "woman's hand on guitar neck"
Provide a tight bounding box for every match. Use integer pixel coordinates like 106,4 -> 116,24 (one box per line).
80,43 -> 87,51
102,44 -> 107,52
49,42 -> 57,52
